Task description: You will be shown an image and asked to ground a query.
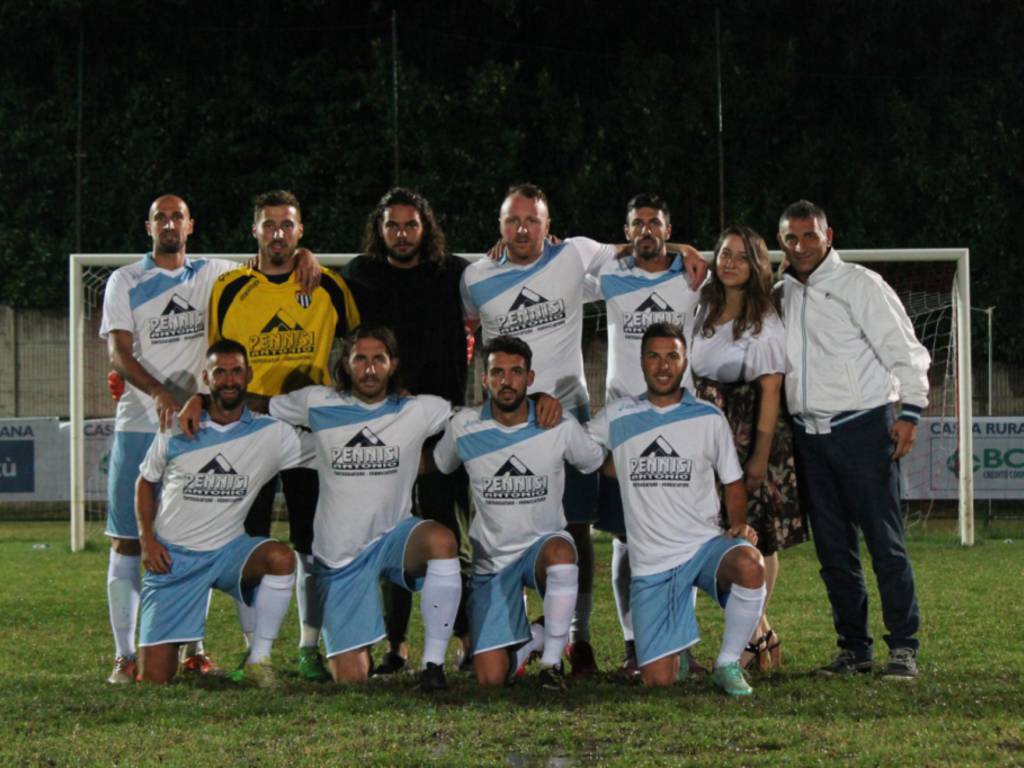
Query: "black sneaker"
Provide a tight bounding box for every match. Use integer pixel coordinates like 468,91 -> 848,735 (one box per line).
419,662 -> 448,692
538,663 -> 567,691
882,647 -> 918,680
818,649 -> 873,676
372,651 -> 412,677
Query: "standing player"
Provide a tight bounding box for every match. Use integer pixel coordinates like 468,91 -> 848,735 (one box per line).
99,195 -> 238,683
431,336 -> 606,689
343,188 -> 474,674
777,200 -> 928,678
588,323 -> 767,694
206,190 -> 360,681
261,326 -> 460,690
136,340 -> 302,685
586,194 -> 703,675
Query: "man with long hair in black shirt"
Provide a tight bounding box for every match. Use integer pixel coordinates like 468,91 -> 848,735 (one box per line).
344,188 -> 474,673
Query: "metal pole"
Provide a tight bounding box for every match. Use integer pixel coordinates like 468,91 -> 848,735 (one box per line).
75,22 -> 84,253
391,8 -> 400,186
956,252 -> 974,546
715,6 -> 725,230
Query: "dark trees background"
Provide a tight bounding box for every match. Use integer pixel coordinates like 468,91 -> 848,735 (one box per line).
2,0 -> 1021,360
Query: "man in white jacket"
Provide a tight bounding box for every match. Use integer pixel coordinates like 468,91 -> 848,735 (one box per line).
778,200 -> 929,679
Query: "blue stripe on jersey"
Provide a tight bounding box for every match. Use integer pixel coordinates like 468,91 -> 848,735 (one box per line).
128,258 -> 208,311
165,409 -> 275,462
466,240 -> 565,309
456,422 -> 548,463
608,395 -> 718,450
599,253 -> 684,301
307,396 -> 408,432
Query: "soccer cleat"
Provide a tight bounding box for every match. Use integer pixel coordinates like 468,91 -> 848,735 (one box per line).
456,646 -> 474,673
180,653 -> 222,677
515,617 -> 545,678
711,662 -> 753,696
882,647 -> 918,680
107,655 -> 137,684
230,658 -> 278,688
538,663 -> 568,691
419,662 -> 448,692
618,653 -> 641,680
566,640 -> 599,677
297,647 -> 332,682
371,651 -> 412,677
818,649 -> 874,676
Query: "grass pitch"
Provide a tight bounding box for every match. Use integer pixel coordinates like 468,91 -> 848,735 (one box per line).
1,520 -> 1022,767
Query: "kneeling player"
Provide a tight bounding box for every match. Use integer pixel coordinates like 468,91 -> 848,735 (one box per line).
431,336 -> 605,689
588,323 -> 766,695
136,340 -> 302,685
263,326 -> 460,690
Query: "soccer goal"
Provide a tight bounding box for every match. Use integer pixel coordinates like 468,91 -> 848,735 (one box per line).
68,248 -> 974,551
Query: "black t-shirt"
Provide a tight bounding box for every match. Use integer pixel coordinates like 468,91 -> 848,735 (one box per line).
343,254 -> 469,405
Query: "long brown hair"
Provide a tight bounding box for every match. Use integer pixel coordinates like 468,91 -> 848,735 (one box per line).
700,225 -> 777,340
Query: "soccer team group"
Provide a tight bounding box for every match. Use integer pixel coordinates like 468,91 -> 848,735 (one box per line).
99,184 -> 930,696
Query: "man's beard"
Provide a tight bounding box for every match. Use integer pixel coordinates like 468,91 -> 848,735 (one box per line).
491,388 -> 526,413
262,242 -> 295,266
211,387 -> 245,411
634,237 -> 663,260
386,243 -> 419,264
155,234 -> 182,254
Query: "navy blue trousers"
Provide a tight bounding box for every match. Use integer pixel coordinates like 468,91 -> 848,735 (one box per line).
793,405 -> 920,656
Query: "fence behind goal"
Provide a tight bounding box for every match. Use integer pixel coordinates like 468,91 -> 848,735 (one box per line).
66,249 -> 974,551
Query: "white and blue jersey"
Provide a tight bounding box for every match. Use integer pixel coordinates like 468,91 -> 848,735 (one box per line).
433,400 -> 605,575
587,391 -> 743,576
100,255 -> 235,433
587,252 -> 700,400
461,237 -> 616,418
269,388 -> 451,569
139,408 -> 302,551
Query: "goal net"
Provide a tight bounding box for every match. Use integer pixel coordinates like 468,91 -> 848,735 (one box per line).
67,248 -> 974,550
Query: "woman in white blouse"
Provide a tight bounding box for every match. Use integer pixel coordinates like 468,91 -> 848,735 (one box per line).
690,225 -> 807,672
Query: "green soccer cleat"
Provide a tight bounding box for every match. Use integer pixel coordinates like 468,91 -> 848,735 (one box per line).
230,657 -> 278,688
297,647 -> 332,682
711,662 -> 753,696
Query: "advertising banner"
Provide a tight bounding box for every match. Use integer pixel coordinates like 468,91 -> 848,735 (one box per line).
901,417 -> 1024,500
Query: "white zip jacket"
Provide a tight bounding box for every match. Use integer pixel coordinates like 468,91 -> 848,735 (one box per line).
780,249 -> 930,434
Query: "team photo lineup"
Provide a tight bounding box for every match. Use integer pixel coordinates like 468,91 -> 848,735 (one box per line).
98,183 -> 930,696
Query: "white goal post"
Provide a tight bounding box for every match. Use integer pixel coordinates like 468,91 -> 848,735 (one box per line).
68,248 -> 974,551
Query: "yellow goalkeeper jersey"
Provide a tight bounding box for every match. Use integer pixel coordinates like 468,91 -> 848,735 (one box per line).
208,267 -> 360,396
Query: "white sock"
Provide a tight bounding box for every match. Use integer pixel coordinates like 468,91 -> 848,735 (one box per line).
295,553 -> 321,648
611,539 -> 633,641
419,558 -> 462,667
248,572 -> 295,664
542,564 -> 578,667
236,594 -> 257,649
570,591 -> 592,644
107,551 -> 140,659
514,621 -> 545,670
716,584 -> 767,668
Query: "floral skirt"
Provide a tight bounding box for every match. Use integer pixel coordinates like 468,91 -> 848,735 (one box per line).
693,377 -> 808,555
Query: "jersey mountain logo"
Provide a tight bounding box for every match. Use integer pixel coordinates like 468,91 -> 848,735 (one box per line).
482,455 -> 549,501
148,293 -> 205,343
629,435 -> 692,485
622,292 -> 687,338
497,287 -> 566,335
250,308 -> 315,359
331,427 -> 400,473
183,453 -> 249,500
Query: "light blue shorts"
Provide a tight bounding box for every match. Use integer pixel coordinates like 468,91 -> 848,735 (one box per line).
468,531 -> 576,655
139,534 -> 269,647
105,430 -> 156,539
318,516 -> 427,658
631,535 -> 753,667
